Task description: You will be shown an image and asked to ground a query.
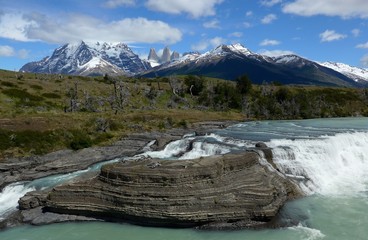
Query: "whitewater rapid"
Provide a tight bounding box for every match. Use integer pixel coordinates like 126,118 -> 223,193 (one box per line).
269,131 -> 368,196
1,118 -> 368,237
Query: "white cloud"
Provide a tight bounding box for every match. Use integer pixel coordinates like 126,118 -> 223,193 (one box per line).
203,19 -> 220,29
0,45 -> 29,58
18,49 -> 29,59
243,22 -> 252,28
261,14 -> 277,24
0,12 -> 38,42
191,37 -> 226,51
351,28 -> 361,37
283,0 -> 368,19
246,11 -> 253,17
319,30 -> 346,42
191,41 -> 209,51
0,45 -> 15,57
210,37 -> 225,47
356,42 -> 368,49
0,12 -> 182,44
104,0 -> 135,8
260,39 -> 281,46
145,0 -> 224,18
361,54 -> 368,67
258,49 -> 295,57
229,32 -> 243,38
260,0 -> 282,7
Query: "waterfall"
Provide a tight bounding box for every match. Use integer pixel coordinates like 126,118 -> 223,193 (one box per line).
0,183 -> 34,220
269,132 -> 368,196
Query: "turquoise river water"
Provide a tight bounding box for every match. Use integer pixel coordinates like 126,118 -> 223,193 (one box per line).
0,117 -> 367,240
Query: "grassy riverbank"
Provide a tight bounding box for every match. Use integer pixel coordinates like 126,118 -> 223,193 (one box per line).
0,69 -> 367,159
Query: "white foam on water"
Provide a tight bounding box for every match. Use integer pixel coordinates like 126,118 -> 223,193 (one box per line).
269,132 -> 368,196
289,224 -> 326,240
142,133 -> 250,160
179,142 -> 231,160
142,137 -> 196,159
0,183 -> 34,220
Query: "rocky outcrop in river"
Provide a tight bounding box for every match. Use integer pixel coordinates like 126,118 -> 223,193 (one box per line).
35,151 -> 300,229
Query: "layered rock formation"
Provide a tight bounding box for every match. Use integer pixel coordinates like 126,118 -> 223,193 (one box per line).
41,151 -> 300,229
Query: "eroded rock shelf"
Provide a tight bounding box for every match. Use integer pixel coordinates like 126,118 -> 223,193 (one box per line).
41,152 -> 300,229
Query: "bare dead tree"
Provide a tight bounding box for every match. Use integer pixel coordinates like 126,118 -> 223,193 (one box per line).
169,76 -> 180,97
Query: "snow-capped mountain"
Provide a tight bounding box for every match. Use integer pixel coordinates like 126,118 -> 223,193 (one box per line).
142,43 -> 361,87
319,62 -> 368,83
20,41 -> 151,76
19,41 -> 366,87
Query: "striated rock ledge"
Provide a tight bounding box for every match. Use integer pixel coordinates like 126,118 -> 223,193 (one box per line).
38,151 -> 300,229
0,121 -> 235,190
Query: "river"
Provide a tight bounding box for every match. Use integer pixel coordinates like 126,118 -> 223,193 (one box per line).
0,117 -> 367,240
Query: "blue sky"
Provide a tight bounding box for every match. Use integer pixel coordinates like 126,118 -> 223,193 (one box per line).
1,0 -> 368,71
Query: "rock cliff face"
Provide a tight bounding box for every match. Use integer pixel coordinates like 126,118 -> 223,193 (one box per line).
44,152 -> 300,229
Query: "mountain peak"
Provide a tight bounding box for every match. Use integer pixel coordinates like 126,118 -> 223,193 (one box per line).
20,41 -> 150,76
207,43 -> 253,57
227,43 -> 252,55
147,46 -> 180,67
148,48 -> 160,62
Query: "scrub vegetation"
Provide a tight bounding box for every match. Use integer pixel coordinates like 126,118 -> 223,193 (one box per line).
0,69 -> 367,159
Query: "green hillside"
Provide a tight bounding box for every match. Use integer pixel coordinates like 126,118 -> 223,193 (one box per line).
0,70 -> 367,159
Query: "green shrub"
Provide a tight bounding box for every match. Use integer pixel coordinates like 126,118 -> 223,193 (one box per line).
184,75 -> 205,96
30,84 -> 43,90
1,81 -> 16,87
42,92 -> 61,99
2,88 -> 44,102
69,131 -> 92,150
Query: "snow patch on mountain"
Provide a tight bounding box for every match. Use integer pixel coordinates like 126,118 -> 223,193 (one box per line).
20,41 -> 150,76
319,62 -> 368,82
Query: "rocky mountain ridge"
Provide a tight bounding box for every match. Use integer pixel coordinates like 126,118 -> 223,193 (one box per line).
19,42 -> 368,87
142,43 -> 364,87
147,46 -> 180,67
20,41 -> 151,76
319,61 -> 368,84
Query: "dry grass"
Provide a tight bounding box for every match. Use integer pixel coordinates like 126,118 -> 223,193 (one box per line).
0,70 -> 244,159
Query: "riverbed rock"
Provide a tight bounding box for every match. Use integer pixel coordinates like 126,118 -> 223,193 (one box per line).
0,122 -> 233,190
43,152 -> 300,229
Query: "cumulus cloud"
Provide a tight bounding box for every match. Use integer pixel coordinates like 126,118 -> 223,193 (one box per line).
229,32 -> 243,38
261,14 -> 277,24
0,45 -> 15,57
361,54 -> 368,67
260,39 -> 281,46
356,42 -> 368,49
351,29 -> 361,37
0,12 -> 182,44
191,37 -> 226,51
246,11 -> 253,17
258,49 -> 295,57
283,0 -> 368,18
0,45 -> 29,58
260,0 -> 283,7
104,0 -> 136,8
145,0 -> 224,18
319,30 -> 346,42
210,37 -> 225,47
18,49 -> 29,59
0,12 -> 38,42
203,19 -> 220,29
243,22 -> 252,28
